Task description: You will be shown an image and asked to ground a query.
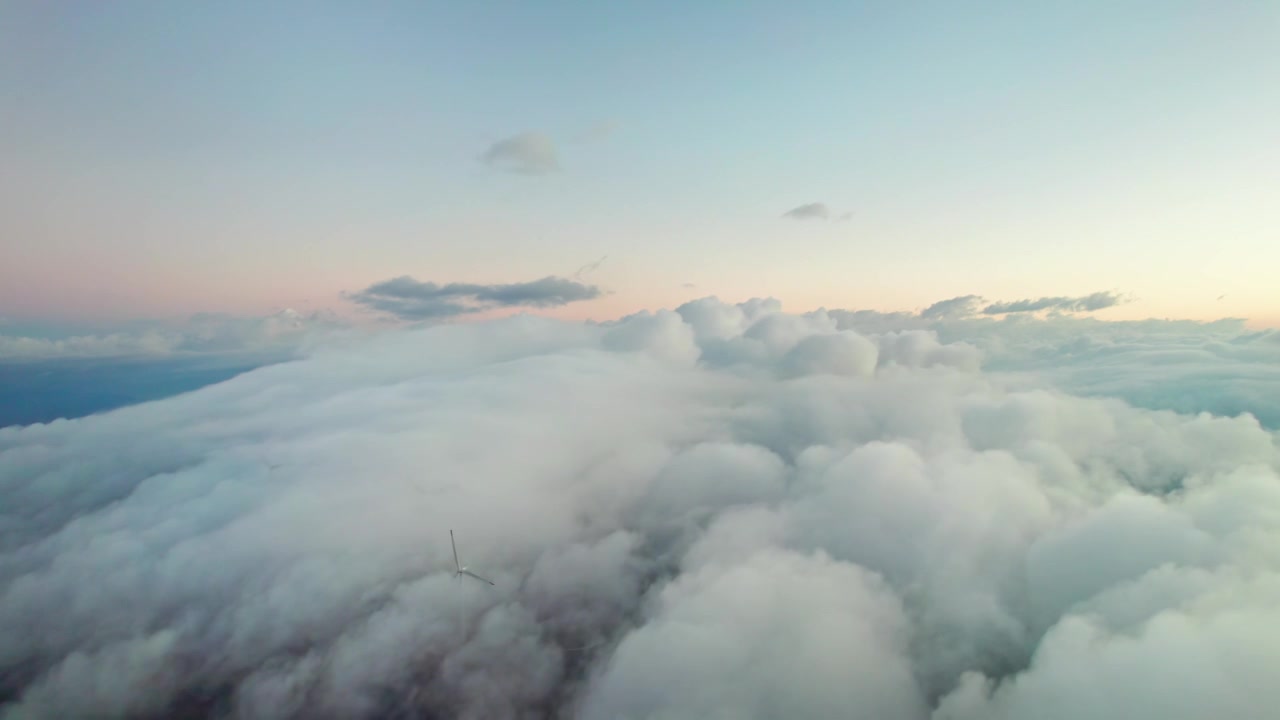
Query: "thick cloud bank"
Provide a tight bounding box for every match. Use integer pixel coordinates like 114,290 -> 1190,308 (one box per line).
828,306 -> 1280,429
2,297 -> 1279,719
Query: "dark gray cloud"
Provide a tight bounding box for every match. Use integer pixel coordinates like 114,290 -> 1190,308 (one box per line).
480,132 -> 560,175
782,202 -> 831,220
982,291 -> 1127,315
348,275 -> 603,321
3,296 -> 1279,719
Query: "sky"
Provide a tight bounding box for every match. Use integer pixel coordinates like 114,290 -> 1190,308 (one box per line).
2,0 -> 1278,330
3,6 -> 1280,715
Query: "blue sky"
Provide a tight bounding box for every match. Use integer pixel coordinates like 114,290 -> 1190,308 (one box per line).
2,0 -> 1277,325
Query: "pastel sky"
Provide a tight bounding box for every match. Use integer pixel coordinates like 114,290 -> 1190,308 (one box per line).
2,0 -> 1277,328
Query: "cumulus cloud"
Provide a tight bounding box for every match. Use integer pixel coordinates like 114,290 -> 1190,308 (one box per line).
0,309 -> 340,360
347,275 -> 602,321
828,306 -> 1280,429
480,132 -> 560,175
2,296 -> 1279,719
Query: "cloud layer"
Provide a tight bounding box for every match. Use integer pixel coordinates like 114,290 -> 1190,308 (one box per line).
2,297 -> 1278,719
347,275 -> 602,321
0,310 -> 338,361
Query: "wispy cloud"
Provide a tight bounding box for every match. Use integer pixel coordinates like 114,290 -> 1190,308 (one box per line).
920,291 -> 1128,320
347,275 -> 603,321
573,255 -> 608,279
0,309 -> 339,360
782,202 -> 854,222
782,202 -> 831,220
921,295 -> 985,320
982,291 -> 1128,315
480,132 -> 560,175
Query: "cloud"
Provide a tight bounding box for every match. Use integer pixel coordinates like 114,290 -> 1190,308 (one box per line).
573,255 -> 608,279
0,309 -> 341,361
829,305 -> 1280,429
919,291 -> 1127,321
982,291 -> 1128,315
782,202 -> 855,221
2,297 -> 1279,718
921,295 -> 986,320
347,275 -> 603,321
480,132 -> 560,175
782,202 -> 831,220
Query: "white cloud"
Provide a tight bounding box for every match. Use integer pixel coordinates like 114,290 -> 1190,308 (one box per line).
828,307 -> 1280,428
579,548 -> 928,720
2,297 -> 1279,718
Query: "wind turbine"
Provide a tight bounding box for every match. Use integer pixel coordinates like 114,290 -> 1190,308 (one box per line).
451,530 -> 495,586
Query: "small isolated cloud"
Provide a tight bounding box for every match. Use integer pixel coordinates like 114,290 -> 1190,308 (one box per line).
782,202 -> 831,220
480,132 -> 560,175
348,275 -> 602,321
982,291 -> 1128,315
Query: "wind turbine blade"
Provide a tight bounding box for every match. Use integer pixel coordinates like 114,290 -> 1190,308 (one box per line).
450,530 -> 460,572
462,570 -> 495,586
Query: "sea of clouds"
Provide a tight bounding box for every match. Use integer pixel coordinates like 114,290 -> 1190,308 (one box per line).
2,296 -> 1279,719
